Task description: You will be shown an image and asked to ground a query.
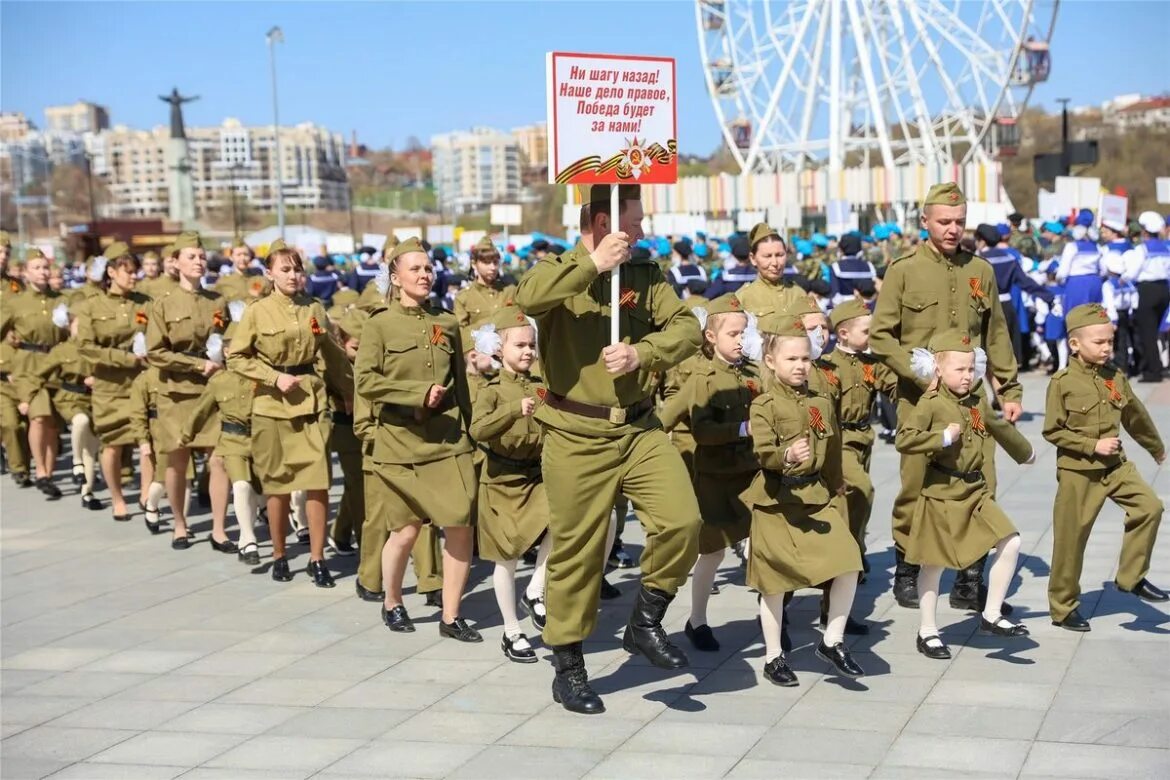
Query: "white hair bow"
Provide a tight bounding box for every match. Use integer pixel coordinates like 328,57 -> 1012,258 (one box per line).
741,312 -> 763,362
131,331 -> 148,358
910,347 -> 937,380
227,299 -> 246,323
205,333 -> 224,364
51,303 -> 70,329
471,324 -> 502,369
692,306 -> 709,332
373,263 -> 390,295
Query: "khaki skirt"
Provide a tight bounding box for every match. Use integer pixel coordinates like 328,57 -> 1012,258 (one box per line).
368,453 -> 475,532
477,474 -> 549,562
906,489 -> 1017,570
52,387 -> 92,423
696,470 -> 754,554
748,501 -> 862,595
251,414 -> 330,494
156,392 -> 219,454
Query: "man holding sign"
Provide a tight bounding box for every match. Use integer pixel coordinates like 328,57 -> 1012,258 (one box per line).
516,184 -> 701,714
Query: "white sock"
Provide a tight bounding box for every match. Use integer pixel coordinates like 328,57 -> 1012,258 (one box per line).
146,480 -> 166,512
760,592 -> 786,662
917,565 -> 944,639
493,560 -> 523,638
823,573 -> 858,646
69,414 -> 86,470
689,550 -> 724,627
982,534 -> 1021,623
525,534 -> 553,602
71,415 -> 98,494
232,481 -> 258,548
290,490 -> 307,532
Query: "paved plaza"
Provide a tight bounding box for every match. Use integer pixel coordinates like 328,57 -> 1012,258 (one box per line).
2,373 -> 1168,779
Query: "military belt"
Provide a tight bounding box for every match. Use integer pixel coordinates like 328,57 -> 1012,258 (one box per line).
780,472 -> 821,487
930,463 -> 984,484
180,350 -> 205,358
275,363 -> 315,376
544,392 -> 654,425
839,420 -> 871,432
59,381 -> 91,396
221,421 -> 251,436
478,445 -> 541,470
17,342 -> 51,353
331,410 -> 354,425
0,371 -> 9,381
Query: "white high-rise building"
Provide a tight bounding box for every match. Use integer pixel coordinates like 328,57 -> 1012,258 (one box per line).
431,127 -> 521,215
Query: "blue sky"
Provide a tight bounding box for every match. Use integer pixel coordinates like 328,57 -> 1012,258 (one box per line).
2,1 -> 1167,155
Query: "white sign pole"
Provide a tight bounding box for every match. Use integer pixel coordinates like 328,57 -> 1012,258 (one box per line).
610,186 -> 621,345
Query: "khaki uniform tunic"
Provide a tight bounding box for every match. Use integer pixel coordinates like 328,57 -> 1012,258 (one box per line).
227,289 -> 352,493
1043,358 -> 1165,621
180,369 -> 258,486
735,276 -> 809,319
136,274 -> 178,300
454,279 -> 517,348
0,277 -> 29,474
469,369 -> 548,562
354,299 -> 474,531
658,352 -> 706,474
77,289 -> 152,446
1,286 -> 66,419
685,357 -> 761,553
896,385 -> 1017,570
870,240 -> 1021,548
515,241 -> 702,646
146,285 -> 228,453
746,381 -> 860,594
215,269 -> 270,303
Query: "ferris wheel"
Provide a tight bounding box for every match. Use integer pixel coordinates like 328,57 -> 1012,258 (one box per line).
696,0 -> 1060,174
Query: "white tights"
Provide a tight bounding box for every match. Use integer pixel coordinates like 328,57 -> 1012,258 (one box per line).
496,534 -> 553,641
523,534 -> 553,602
70,414 -> 99,494
232,481 -> 260,549
822,574 -> 858,646
689,550 -> 725,627
918,533 -> 1022,637
760,592 -> 786,662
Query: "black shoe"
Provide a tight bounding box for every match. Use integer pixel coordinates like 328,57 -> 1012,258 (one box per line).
979,615 -> 1029,637
143,508 -> 162,534
209,536 -> 238,554
600,577 -> 621,600
171,535 -> 191,550
521,546 -> 539,566
308,559 -> 336,588
294,527 -> 310,545
815,641 -> 865,678
710,583 -> 720,595
238,543 -> 260,566
423,590 -> 443,609
327,535 -> 355,557
382,604 -> 415,632
893,550 -> 920,608
520,591 -> 547,632
439,617 -> 483,643
685,620 -> 720,652
355,580 -> 385,602
551,643 -> 604,714
916,634 -> 952,660
36,477 -> 62,500
1116,578 -> 1169,602
80,493 -> 102,511
608,544 -> 636,569
13,471 -> 31,488
1052,609 -> 1090,632
622,586 -> 689,669
502,632 -> 539,664
763,655 -> 799,687
949,586 -> 1013,616
818,614 -> 871,635
271,557 -> 292,582
71,468 -> 86,485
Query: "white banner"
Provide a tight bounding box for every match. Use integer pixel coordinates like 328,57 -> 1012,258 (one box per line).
1098,193 -> 1128,228
490,204 -> 522,226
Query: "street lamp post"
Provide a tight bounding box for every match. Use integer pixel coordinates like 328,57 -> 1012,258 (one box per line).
84,152 -> 97,225
266,25 -> 286,239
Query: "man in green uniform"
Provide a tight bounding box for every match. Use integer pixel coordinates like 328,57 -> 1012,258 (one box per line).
1042,303 -> 1166,630
516,184 -> 702,715
0,231 -> 32,486
870,182 -> 1022,610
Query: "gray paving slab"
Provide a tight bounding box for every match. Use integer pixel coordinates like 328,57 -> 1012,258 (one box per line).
3,373 -> 1169,779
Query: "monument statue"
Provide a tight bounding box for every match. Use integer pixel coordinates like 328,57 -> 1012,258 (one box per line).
159,88 -> 199,140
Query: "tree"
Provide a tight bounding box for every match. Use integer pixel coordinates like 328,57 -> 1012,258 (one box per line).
49,163 -> 109,221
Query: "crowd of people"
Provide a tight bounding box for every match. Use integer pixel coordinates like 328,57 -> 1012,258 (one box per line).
0,181 -> 1166,715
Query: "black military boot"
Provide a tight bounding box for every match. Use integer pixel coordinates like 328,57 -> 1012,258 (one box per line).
950,554 -> 1012,615
623,586 -> 689,669
893,548 -> 920,608
550,643 -> 604,715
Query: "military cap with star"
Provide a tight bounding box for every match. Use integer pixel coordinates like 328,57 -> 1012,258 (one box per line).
748,222 -> 783,248
23,247 -> 45,261
172,231 -> 203,251
388,236 -> 426,263
922,182 -> 967,208
757,313 -> 810,338
1065,303 -> 1113,333
489,306 -> 531,332
103,241 -> 133,261
927,330 -> 974,354
777,294 -> 821,318
473,236 -> 499,255
829,299 -> 871,330
705,294 -> 745,317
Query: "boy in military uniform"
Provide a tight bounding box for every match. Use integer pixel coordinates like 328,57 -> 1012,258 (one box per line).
897,331 -> 1030,659
1043,303 -> 1167,631
515,184 -> 702,715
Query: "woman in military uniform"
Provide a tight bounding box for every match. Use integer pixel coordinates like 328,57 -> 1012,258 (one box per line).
76,243 -> 152,520
455,236 -> 517,352
354,237 -> 481,641
146,232 -> 232,549
227,246 -> 353,586
1,249 -> 66,499
736,223 -> 809,318
897,332 -> 1029,659
469,308 -> 552,662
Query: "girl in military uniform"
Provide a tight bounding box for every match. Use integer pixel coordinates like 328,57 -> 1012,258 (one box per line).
180,300 -> 260,562
32,303 -> 101,509
354,237 -> 480,641
227,247 -> 353,586
146,232 -> 234,549
469,308 -> 553,663
675,295 -> 762,653
1,249 -> 66,499
898,331 -> 1029,659
747,316 -> 864,686
128,361 -> 168,534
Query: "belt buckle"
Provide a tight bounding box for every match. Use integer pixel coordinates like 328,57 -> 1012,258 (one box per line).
608,406 -> 627,425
